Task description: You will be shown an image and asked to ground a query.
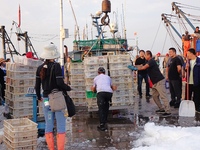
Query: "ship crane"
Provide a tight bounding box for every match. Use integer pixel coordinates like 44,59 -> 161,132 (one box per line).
172,2 -> 196,31
0,26 -> 21,59
171,2 -> 200,55
161,14 -> 183,54
161,13 -> 182,39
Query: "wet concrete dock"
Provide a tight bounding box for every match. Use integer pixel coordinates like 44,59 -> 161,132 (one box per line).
2,85 -> 200,150
36,88 -> 200,150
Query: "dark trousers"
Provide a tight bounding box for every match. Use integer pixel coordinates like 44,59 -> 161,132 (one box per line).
97,92 -> 112,125
169,79 -> 182,102
185,84 -> 200,110
137,74 -> 150,96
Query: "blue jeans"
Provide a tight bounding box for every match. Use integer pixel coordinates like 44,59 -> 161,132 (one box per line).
43,97 -> 66,133
137,74 -> 150,96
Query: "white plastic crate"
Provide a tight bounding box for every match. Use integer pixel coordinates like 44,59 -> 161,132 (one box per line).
6,78 -> 35,87
69,91 -> 86,98
113,90 -> 133,97
84,56 -> 107,64
84,64 -> 107,72
84,70 -> 108,78
84,71 -> 98,78
9,107 -> 33,117
109,69 -> 131,77
23,57 -> 43,67
112,96 -> 124,104
124,94 -> 135,103
70,85 -> 86,91
3,118 -> 37,132
6,62 -> 38,72
4,128 -> 37,143
3,118 -> 37,150
109,62 -> 130,70
13,55 -> 25,64
114,82 -> 134,90
85,78 -> 94,86
70,79 -> 85,86
69,74 -> 85,80
6,70 -> 35,79
6,85 -> 31,94
98,56 -> 108,64
108,55 -> 131,63
112,95 -> 135,105
86,98 -> 97,106
70,69 -> 84,75
8,63 -> 31,71
84,57 -> 98,64
111,76 -> 133,83
70,62 -> 84,69
73,98 -> 87,106
6,99 -> 33,108
5,91 -> 27,101
85,85 -> 93,91
4,138 -> 37,150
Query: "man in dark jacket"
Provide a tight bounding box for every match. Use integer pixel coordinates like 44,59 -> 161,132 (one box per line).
185,48 -> 200,112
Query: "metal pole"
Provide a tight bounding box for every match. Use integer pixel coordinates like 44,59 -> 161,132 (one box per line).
1,26 -> 6,59
60,0 -> 64,66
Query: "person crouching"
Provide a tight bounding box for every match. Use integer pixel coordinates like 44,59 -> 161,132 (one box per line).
91,67 -> 117,131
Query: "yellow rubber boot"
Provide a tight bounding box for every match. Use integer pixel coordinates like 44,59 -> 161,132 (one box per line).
57,133 -> 66,150
45,133 -> 55,150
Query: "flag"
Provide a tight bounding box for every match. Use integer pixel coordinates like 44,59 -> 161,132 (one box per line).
18,5 -> 21,27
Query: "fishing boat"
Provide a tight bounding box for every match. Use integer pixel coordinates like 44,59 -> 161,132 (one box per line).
67,0 -> 135,112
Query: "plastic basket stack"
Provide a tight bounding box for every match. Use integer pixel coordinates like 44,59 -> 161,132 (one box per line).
108,54 -> 134,106
5,56 -> 43,119
84,56 -> 108,110
3,118 -> 38,150
68,61 -> 86,106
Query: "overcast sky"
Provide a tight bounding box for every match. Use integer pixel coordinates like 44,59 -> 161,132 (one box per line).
0,0 -> 200,58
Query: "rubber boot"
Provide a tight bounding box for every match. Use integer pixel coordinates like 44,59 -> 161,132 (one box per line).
45,133 -> 55,150
57,133 -> 66,150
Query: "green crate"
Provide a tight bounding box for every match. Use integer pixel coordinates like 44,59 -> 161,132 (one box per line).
86,91 -> 97,98
71,60 -> 82,63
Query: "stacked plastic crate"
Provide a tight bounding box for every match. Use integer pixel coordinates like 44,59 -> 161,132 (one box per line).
108,54 -> 134,106
84,56 -> 108,110
5,57 -> 42,119
68,61 -> 86,106
3,118 -> 38,149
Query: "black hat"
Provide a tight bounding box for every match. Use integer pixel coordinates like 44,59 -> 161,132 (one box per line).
98,67 -> 105,73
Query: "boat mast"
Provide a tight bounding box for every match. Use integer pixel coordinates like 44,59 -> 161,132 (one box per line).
60,0 -> 64,66
122,3 -> 126,39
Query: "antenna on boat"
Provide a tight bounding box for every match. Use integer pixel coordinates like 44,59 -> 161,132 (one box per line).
122,3 -> 126,39
69,0 -> 80,41
110,11 -> 118,38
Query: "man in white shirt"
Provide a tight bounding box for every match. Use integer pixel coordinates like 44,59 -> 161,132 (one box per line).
185,48 -> 200,112
91,67 -> 116,131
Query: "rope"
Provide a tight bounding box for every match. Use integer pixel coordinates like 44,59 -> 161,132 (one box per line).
151,20 -> 162,50
161,32 -> 168,54
85,26 -> 107,57
164,23 -> 182,55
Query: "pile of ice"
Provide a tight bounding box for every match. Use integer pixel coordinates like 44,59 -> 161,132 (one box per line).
132,122 -> 200,150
